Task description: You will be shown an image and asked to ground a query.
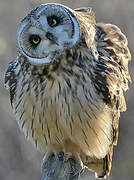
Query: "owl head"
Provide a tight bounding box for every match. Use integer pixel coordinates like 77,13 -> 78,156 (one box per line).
17,3 -> 80,65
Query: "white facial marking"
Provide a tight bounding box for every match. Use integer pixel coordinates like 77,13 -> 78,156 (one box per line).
38,16 -> 49,32
43,39 -> 51,46
25,54 -> 53,65
29,27 -> 42,35
66,16 -> 80,46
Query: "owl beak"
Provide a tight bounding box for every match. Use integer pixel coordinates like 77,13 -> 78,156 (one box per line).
46,32 -> 59,45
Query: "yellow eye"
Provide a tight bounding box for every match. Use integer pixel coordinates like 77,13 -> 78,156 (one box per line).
51,18 -> 57,27
29,35 -> 41,47
32,38 -> 40,44
47,16 -> 59,27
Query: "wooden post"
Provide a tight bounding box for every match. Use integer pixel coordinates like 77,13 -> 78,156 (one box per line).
41,153 -> 93,180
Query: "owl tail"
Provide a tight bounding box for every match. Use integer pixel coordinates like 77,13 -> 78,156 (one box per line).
95,147 -> 113,179
82,146 -> 113,179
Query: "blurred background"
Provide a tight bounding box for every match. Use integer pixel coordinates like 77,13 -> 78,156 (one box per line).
0,0 -> 134,180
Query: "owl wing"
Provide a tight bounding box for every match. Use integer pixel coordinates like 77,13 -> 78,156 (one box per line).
75,8 -> 131,179
5,59 -> 19,106
90,23 -> 131,179
95,23 -> 131,143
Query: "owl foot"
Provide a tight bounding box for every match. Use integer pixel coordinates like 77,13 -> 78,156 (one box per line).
41,151 -> 84,180
56,152 -> 66,168
56,152 -> 83,176
65,153 -> 84,176
57,151 -> 65,162
64,152 -> 73,161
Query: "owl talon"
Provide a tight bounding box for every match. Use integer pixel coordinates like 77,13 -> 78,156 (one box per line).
65,152 -> 73,162
70,155 -> 84,176
57,152 -> 83,175
53,152 -> 65,168
57,151 -> 65,162
43,151 -> 53,163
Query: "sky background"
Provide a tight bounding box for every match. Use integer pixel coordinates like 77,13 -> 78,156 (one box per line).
0,0 -> 134,180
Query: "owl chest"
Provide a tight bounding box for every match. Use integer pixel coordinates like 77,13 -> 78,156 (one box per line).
13,74 -> 78,146
14,72 -> 103,126
13,72 -> 107,152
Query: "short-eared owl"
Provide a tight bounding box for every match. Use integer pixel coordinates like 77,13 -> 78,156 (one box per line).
5,3 -> 131,179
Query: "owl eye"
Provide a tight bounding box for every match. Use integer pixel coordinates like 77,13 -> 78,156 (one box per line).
47,16 -> 59,27
29,34 -> 41,47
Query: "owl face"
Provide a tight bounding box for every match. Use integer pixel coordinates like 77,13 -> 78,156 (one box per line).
17,4 -> 80,65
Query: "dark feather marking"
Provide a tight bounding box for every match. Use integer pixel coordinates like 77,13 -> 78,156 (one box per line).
20,110 -> 25,120
45,99 -> 48,109
26,84 -> 30,92
15,99 -> 22,111
31,119 -> 34,129
32,129 -> 34,138
69,122 -> 73,136
82,129 -> 88,139
58,81 -> 62,93
42,110 -> 45,118
47,124 -> 51,140
22,80 -> 28,88
55,118 -> 59,132
54,110 -> 59,132
39,113 -> 42,124
32,106 -> 36,117
46,74 -> 54,81
93,73 -> 111,105
78,113 -> 83,124
86,119 -> 92,129
86,119 -> 102,146
84,139 -> 90,149
54,94 -> 57,103
41,123 -> 44,131
103,39 -> 114,47
21,119 -> 26,129
18,91 -> 24,99
83,85 -> 93,100
78,98 -> 84,109
41,98 -> 44,107
64,77 -> 72,89
62,67 -> 74,76
71,116 -> 74,123
35,139 -> 37,148
44,135 -> 48,145
87,104 -> 97,119
67,103 -> 71,116
42,68 -> 49,76
96,26 -> 106,40
85,110 -> 92,120
100,127 -> 112,143
51,60 -> 60,72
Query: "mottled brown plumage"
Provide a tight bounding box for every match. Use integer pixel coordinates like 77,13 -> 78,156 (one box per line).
5,4 -> 131,179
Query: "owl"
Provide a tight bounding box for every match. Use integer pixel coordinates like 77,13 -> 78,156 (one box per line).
5,3 -> 131,179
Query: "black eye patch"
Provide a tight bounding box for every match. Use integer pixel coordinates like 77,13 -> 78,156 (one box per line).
29,34 -> 41,47
47,15 -> 61,27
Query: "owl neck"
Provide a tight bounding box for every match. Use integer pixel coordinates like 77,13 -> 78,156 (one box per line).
18,42 -> 94,81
